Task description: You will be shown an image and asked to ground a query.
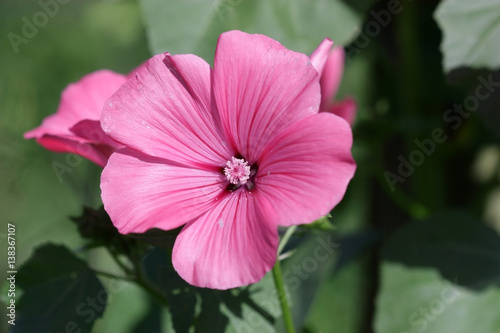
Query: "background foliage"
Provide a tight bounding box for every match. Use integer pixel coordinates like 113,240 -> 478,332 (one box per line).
1,0 -> 500,332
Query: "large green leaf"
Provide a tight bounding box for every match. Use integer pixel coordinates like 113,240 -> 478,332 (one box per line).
376,264 -> 500,333
195,290 -> 230,333
141,248 -> 197,333
13,244 -> 107,333
223,273 -> 276,333
140,0 -> 362,61
375,212 -> 500,333
382,211 -> 500,289
434,0 -> 500,72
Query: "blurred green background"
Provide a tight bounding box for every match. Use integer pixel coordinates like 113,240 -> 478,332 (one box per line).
1,0 -> 500,332
0,0 -> 152,332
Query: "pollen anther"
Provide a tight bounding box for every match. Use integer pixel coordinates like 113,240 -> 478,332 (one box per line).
224,157 -> 251,185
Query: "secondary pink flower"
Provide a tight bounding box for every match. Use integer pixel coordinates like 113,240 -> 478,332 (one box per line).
100,31 -> 356,289
24,70 -> 126,167
310,39 -> 357,125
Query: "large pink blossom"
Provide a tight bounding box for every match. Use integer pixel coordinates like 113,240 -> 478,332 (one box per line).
24,70 -> 126,167
100,31 -> 356,289
310,39 -> 357,125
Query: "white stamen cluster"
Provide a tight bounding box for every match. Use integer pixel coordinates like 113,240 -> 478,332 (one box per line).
224,157 -> 251,185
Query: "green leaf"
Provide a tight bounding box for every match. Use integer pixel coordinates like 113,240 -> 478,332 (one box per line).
223,273 -> 277,333
383,211 -> 500,289
376,264 -> 500,333
13,244 -> 107,333
140,0 -> 362,61
375,211 -> 500,333
302,216 -> 335,231
160,269 -> 197,333
71,206 -> 140,255
142,247 -> 196,333
71,206 -> 119,244
434,0 -> 500,72
195,290 -> 230,333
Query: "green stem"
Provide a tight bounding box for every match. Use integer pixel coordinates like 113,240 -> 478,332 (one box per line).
92,269 -> 133,281
278,225 -> 297,254
272,259 -> 295,333
108,249 -> 134,275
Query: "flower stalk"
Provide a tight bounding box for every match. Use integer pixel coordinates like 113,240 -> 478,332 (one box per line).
272,258 -> 295,333
272,225 -> 297,333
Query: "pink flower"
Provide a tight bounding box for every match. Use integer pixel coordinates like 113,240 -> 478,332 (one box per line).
100,31 -> 356,289
310,39 -> 357,125
24,70 -> 126,167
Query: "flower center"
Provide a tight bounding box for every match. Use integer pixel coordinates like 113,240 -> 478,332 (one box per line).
224,157 -> 251,185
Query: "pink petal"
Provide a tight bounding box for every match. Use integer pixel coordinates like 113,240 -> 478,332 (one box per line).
319,47 -> 345,108
212,30 -> 321,164
24,70 -> 127,167
24,70 -> 127,139
101,148 -> 226,234
34,135 -> 111,167
309,38 -> 334,76
70,119 -> 122,150
102,54 -> 232,170
326,97 -> 357,125
172,189 -> 278,289
256,112 -> 356,226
